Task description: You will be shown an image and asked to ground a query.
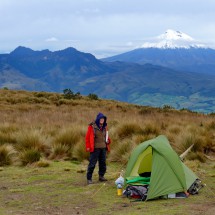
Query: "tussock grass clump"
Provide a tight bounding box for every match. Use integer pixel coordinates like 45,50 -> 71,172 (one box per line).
138,107 -> 152,115
108,140 -> 136,163
199,134 -> 215,154
54,128 -> 81,150
184,160 -> 200,172
33,91 -> 54,99
49,144 -> 70,160
16,128 -> 49,149
173,129 -> 215,161
187,152 -> 206,163
36,159 -> 50,167
116,104 -> 127,112
50,126 -> 83,160
108,120 -> 119,127
174,132 -> 204,155
134,134 -> 156,144
0,132 -> 17,145
0,123 -> 18,144
168,125 -> 181,135
0,144 -> 17,166
15,129 -> 51,156
0,123 -> 18,133
142,123 -> 160,136
117,123 -> 142,139
19,149 -> 41,166
72,141 -> 89,161
57,99 -> 73,105
206,121 -> 215,130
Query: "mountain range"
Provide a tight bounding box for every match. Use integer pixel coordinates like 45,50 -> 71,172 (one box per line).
1,30 -> 215,113
103,30 -> 215,75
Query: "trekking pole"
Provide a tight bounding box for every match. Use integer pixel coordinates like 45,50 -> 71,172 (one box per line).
91,183 -> 106,198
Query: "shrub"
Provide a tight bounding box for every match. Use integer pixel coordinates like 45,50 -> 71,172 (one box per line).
63,89 -> 74,99
0,144 -> 17,166
88,93 -> 98,100
19,149 -> 41,166
162,105 -> 175,110
63,89 -> 81,100
180,108 -> 193,113
74,92 -> 82,99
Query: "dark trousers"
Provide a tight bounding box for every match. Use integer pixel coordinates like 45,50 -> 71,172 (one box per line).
87,148 -> 107,180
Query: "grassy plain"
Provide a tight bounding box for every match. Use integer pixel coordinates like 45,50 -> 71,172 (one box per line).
0,89 -> 214,214
0,161 -> 214,215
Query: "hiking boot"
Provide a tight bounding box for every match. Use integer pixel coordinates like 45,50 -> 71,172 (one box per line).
99,176 -> 107,182
87,179 -> 93,185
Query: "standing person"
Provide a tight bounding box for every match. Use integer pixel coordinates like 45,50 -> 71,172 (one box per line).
85,112 -> 111,185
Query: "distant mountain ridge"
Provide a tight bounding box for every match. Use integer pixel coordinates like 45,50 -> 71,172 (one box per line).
102,47 -> 215,75
103,30 -> 215,75
1,46 -> 215,113
5,46 -> 109,78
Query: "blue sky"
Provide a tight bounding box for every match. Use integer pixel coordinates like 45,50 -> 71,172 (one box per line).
1,0 -> 215,58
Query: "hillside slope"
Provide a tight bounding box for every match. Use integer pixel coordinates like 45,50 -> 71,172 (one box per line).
1,47 -> 215,112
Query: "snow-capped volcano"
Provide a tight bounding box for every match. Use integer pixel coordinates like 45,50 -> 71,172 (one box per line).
141,29 -> 206,49
158,29 -> 193,41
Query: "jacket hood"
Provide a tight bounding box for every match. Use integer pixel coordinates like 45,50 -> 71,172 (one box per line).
95,112 -> 107,130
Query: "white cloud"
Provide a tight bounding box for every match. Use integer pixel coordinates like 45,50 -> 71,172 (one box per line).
0,0 -> 215,56
45,37 -> 58,42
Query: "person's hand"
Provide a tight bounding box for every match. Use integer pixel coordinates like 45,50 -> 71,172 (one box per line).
86,148 -> 90,152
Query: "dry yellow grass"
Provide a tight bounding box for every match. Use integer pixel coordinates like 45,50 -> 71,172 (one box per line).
0,89 -> 214,165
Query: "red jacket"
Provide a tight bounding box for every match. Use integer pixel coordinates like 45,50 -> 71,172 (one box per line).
85,125 -> 111,152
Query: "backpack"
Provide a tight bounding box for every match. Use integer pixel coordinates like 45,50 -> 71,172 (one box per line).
187,179 -> 205,195
124,185 -> 148,201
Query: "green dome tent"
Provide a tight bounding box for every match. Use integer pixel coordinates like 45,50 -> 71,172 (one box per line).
125,135 -> 198,200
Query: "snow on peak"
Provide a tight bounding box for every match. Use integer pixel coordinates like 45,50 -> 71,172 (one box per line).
158,29 -> 194,41
141,29 -> 206,49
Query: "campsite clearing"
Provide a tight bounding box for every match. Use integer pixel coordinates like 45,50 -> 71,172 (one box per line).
0,160 -> 214,215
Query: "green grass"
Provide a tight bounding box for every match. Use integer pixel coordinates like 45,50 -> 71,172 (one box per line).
0,161 -> 214,215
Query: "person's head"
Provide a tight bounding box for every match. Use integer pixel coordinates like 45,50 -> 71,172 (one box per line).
99,117 -> 105,125
95,112 -> 107,129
